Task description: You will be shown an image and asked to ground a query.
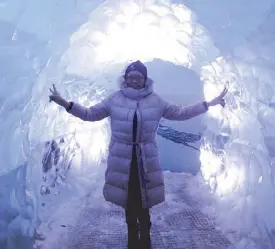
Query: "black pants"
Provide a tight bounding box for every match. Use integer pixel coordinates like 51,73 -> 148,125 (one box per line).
125,146 -> 151,228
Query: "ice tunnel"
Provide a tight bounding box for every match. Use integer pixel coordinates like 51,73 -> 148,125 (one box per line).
1,0 -> 275,248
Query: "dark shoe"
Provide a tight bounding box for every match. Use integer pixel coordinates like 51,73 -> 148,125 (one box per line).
127,223 -> 139,249
139,237 -> 151,249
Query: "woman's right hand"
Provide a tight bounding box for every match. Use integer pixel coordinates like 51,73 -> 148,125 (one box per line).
49,84 -> 69,108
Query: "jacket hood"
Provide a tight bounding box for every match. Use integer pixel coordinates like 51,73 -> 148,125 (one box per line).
117,75 -> 154,100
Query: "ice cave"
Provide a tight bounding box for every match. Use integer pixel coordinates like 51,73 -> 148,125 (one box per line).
1,0 -> 275,248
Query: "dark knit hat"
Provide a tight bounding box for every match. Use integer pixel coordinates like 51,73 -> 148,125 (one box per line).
124,60 -> 147,80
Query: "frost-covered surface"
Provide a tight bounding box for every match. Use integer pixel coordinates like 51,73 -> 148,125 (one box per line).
35,172 -> 234,249
1,0 -> 275,248
199,4 -> 275,247
0,163 -> 39,249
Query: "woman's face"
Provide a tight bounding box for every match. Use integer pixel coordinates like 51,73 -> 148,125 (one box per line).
125,70 -> 145,89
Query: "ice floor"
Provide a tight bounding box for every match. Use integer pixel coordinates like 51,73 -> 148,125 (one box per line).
66,204 -> 232,249
36,172 -> 238,249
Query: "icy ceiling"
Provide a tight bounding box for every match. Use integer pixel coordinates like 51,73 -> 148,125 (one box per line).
1,0 -> 275,248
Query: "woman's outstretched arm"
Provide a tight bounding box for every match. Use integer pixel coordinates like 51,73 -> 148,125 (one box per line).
49,84 -> 111,121
162,100 -> 208,121
162,87 -> 227,121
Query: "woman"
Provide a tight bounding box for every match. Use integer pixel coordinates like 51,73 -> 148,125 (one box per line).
49,60 -> 227,249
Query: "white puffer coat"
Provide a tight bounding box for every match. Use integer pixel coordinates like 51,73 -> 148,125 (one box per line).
67,77 -> 208,209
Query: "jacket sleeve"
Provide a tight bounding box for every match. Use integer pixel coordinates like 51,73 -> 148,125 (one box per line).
161,98 -> 208,121
66,95 -> 111,122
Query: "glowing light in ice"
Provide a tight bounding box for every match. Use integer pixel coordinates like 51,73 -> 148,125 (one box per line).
216,166 -> 241,195
66,1 -> 199,70
200,148 -> 223,182
200,147 -> 243,195
92,3 -> 191,64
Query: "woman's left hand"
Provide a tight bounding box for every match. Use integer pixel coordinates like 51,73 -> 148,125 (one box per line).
208,87 -> 228,108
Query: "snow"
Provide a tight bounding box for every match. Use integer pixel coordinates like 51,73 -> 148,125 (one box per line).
1,0 -> 275,248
